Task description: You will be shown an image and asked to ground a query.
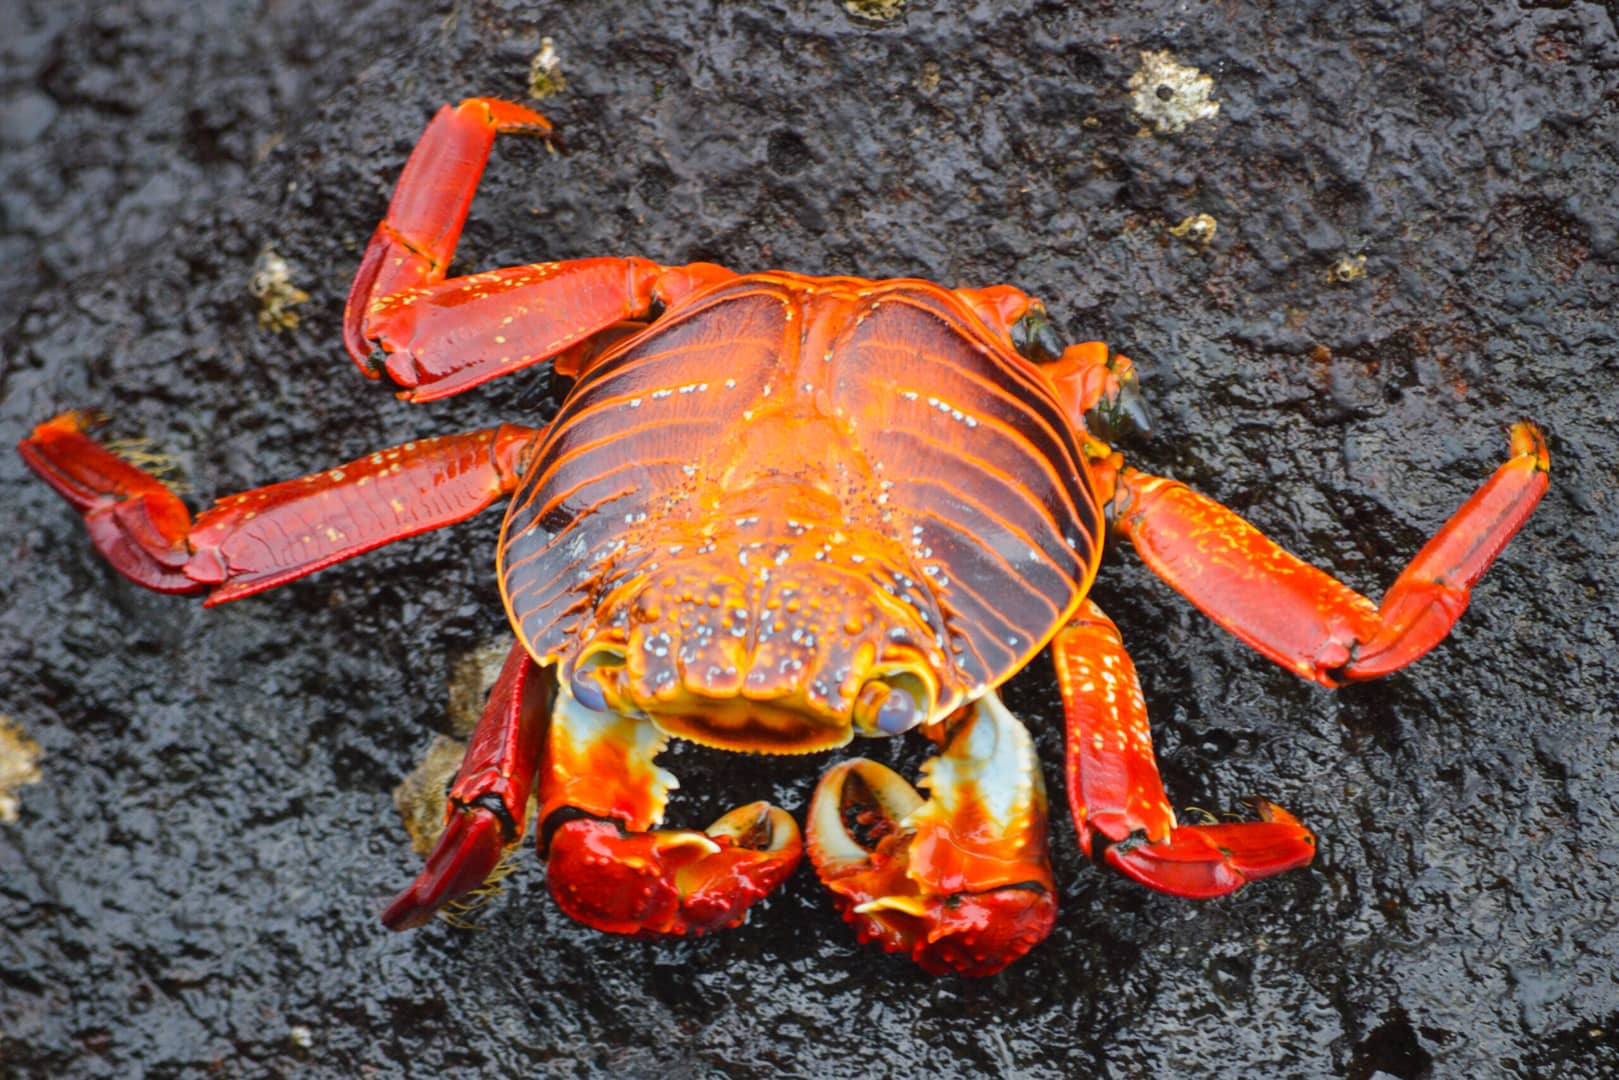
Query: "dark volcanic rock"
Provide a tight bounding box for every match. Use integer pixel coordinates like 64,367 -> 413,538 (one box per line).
2,1 -> 1616,1076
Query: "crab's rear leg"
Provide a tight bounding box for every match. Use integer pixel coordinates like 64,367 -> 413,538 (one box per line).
806,695 -> 1058,977
1058,600 -> 1316,898
19,411 -> 542,603
345,97 -> 734,401
1113,423 -> 1549,685
383,640 -> 552,930
535,693 -> 802,937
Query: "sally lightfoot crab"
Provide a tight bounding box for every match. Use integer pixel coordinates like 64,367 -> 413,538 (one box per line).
19,99 -> 1550,976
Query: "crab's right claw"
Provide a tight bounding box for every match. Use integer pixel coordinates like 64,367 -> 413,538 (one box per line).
545,802 -> 802,937
807,695 -> 1057,977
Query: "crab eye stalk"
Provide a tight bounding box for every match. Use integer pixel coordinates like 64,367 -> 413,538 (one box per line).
853,672 -> 932,737
1010,305 -> 1066,363
1083,361 -> 1153,442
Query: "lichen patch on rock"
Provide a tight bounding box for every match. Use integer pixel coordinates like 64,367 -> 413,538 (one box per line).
0,715 -> 42,824
528,37 -> 566,100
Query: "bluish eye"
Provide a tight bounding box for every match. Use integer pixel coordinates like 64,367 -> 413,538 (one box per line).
875,683 -> 920,734
569,665 -> 608,712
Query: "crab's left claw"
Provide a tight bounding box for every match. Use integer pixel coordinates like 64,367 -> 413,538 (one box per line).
546,802 -> 802,937
807,695 -> 1057,977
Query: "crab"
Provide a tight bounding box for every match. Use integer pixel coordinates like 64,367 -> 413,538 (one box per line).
19,99 -> 1550,976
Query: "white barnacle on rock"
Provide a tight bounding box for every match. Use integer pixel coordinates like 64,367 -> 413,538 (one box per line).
528,37 -> 566,100
1330,253 -> 1368,283
1169,213 -> 1219,247
249,245 -> 310,331
1129,51 -> 1220,135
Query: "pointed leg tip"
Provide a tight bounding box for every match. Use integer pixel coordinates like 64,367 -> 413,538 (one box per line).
381,809 -> 508,931
458,97 -> 554,135
380,888 -> 439,932
1508,420 -> 1550,471
1102,813 -> 1316,900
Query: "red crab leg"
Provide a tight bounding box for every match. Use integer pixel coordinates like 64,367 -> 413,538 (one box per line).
1113,422 -> 1549,685
806,694 -> 1057,977
345,97 -> 735,401
1057,600 -> 1316,898
343,96 -> 553,368
537,692 -> 802,937
383,640 -> 552,930
19,411 -> 542,604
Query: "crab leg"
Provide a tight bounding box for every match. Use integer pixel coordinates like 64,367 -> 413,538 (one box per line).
1114,423 -> 1549,685
537,692 -> 802,937
806,695 -> 1057,977
343,96 -> 553,368
383,640 -> 552,930
1057,600 -> 1316,898
19,411 -> 542,603
345,97 -> 735,401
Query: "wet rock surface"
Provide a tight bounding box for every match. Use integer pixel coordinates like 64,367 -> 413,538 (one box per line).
2,1 -> 1616,1075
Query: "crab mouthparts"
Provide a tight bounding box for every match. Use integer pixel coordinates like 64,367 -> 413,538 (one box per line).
566,643 -> 939,755
648,698 -> 856,754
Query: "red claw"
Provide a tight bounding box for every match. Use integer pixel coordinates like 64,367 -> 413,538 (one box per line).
811,820 -> 1058,979
807,696 -> 1057,977
546,802 -> 802,937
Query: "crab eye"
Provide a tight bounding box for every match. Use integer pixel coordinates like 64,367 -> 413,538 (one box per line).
1083,365 -> 1153,442
569,651 -> 625,713
853,672 -> 931,737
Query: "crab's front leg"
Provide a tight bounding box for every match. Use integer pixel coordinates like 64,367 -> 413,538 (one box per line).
806,695 -> 1057,977
345,97 -> 736,401
19,412 -> 542,602
536,694 -> 802,937
1058,600 -> 1317,898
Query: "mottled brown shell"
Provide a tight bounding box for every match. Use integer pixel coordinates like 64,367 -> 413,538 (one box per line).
498,272 -> 1104,699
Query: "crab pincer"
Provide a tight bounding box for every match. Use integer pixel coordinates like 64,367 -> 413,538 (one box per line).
533,691 -> 803,938
807,695 -> 1057,977
545,802 -> 801,937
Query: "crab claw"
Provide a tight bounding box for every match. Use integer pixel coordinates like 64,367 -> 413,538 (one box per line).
807,695 -> 1057,977
545,801 -> 802,937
